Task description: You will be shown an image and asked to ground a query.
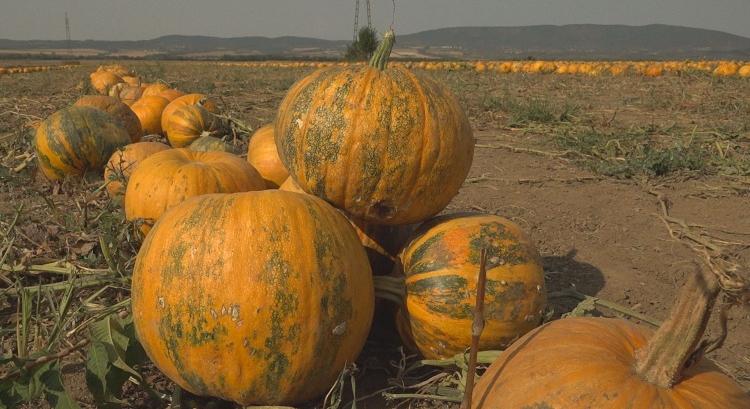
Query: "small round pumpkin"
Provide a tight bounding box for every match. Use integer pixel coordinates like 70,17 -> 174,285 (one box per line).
248,125 -> 289,188
165,104 -> 226,147
103,141 -> 170,197
471,270 -> 750,408
275,31 -> 474,224
73,95 -> 143,142
90,71 -> 123,95
132,190 -> 374,405
35,106 -> 131,180
188,135 -> 232,152
161,94 -> 219,138
124,148 -> 265,233
394,213 -> 546,359
130,95 -> 170,135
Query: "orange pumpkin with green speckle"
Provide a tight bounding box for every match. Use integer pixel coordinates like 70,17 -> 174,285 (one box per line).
274,31 -> 473,225
124,148 -> 264,233
132,190 -> 374,405
73,95 -> 143,142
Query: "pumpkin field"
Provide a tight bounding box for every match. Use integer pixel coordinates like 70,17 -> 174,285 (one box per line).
1,43 -> 749,408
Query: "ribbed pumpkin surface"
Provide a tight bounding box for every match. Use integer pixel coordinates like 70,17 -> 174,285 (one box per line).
165,104 -> 224,147
132,191 -> 374,405
247,124 -> 288,188
161,93 -> 219,138
104,141 -> 170,197
399,213 -> 546,359
124,148 -> 265,233
275,63 -> 474,225
73,95 -> 143,142
472,317 -> 750,408
35,106 -> 131,180
188,135 -> 231,152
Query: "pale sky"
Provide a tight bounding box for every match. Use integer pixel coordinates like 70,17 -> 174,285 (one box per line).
1,0 -> 749,41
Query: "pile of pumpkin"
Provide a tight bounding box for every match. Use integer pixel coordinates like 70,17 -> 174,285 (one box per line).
33,33 -> 749,408
0,63 -> 78,76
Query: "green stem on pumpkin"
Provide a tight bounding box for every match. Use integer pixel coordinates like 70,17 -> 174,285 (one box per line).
633,267 -> 720,389
373,275 -> 406,307
369,30 -> 396,70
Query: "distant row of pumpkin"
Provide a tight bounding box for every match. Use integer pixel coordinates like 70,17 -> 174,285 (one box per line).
218,59 -> 750,77
0,63 -> 78,76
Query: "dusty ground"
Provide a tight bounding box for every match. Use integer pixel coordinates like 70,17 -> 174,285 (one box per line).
1,61 -> 748,408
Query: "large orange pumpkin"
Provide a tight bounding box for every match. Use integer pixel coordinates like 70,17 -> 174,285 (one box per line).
35,106 -> 131,180
124,148 -> 265,233
103,141 -> 170,197
471,270 -> 750,408
73,95 -> 143,142
90,71 -> 123,95
132,190 -> 374,405
247,124 -> 288,188
389,213 -> 546,359
274,31 -> 473,224
130,95 -> 170,135
160,94 -> 219,138
164,104 -> 226,147
279,176 -> 305,193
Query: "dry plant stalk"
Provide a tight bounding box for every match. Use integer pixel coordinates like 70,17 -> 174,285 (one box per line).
461,248 -> 488,409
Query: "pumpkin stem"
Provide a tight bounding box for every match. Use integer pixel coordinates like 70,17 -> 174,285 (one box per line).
369,30 -> 396,70
633,266 -> 719,388
373,275 -> 406,307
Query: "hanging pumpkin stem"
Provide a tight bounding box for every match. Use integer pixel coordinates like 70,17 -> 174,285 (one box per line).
633,265 -> 720,388
369,30 -> 396,70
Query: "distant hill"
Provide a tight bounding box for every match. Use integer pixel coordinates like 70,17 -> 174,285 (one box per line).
1,24 -> 749,60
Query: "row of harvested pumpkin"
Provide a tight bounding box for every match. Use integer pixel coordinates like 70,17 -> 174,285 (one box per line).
33,33 -> 749,408
217,59 -> 750,77
0,63 -> 78,76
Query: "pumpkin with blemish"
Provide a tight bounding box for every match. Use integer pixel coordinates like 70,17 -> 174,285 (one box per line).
161,93 -> 220,139
247,124 -> 289,188
73,95 -> 143,142
132,190 -> 374,405
275,30 -> 473,225
390,213 -> 546,359
109,84 -> 144,106
165,104 -> 226,148
188,135 -> 232,152
34,106 -> 131,181
130,95 -> 170,135
124,148 -> 264,233
104,141 -> 170,197
90,71 -> 123,95
471,269 -> 750,408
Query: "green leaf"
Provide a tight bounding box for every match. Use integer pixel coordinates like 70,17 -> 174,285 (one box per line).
40,363 -> 82,409
11,360 -> 52,401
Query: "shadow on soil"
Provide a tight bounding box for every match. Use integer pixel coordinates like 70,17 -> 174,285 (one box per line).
543,249 -> 606,316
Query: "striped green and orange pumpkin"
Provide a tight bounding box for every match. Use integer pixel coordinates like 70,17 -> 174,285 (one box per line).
165,104 -> 226,148
124,148 -> 265,234
188,135 -> 232,152
132,190 -> 375,405
34,106 -> 131,180
392,213 -> 546,359
275,30 -> 474,225
73,95 -> 143,142
161,93 -> 219,139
